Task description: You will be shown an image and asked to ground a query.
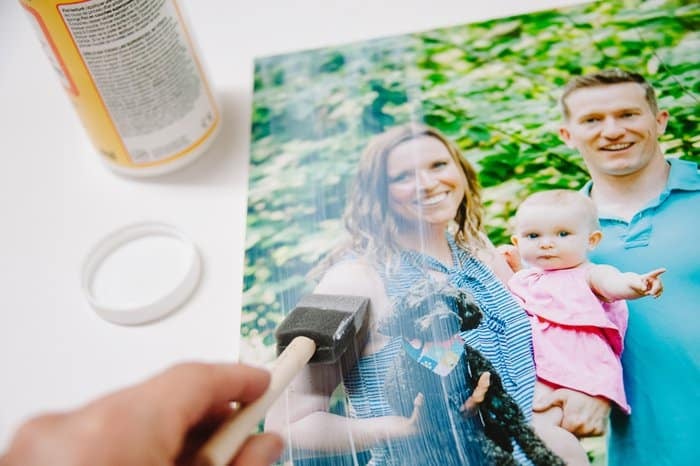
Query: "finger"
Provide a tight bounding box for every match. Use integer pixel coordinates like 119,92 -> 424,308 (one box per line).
1,413 -> 70,465
496,244 -> 516,254
461,372 -> 490,412
644,268 -> 666,279
472,372 -> 490,403
413,392 -> 425,408
410,393 -> 424,423
559,399 -> 582,434
595,419 -> 607,436
647,281 -> 663,298
497,245 -> 522,272
230,432 -> 283,466
585,423 -> 605,437
560,414 -> 584,435
532,389 -> 564,412
175,406 -> 238,465
560,408 -> 605,437
655,286 -> 664,298
569,419 -> 605,437
142,363 -> 271,434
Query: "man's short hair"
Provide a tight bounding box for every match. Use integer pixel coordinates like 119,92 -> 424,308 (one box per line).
560,69 -> 659,119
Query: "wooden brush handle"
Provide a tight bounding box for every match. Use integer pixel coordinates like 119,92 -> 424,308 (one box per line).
195,336 -> 316,466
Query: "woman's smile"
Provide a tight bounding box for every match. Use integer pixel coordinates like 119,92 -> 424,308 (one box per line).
416,191 -> 449,207
386,135 -> 467,228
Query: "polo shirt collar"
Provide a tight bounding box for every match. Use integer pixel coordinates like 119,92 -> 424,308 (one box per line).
666,157 -> 700,192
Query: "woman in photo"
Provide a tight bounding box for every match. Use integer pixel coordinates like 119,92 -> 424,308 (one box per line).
265,123 -> 537,465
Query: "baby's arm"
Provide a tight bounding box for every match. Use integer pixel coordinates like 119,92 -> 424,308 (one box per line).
587,264 -> 665,301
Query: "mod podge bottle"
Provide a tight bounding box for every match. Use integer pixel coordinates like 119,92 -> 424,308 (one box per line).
20,0 -> 220,176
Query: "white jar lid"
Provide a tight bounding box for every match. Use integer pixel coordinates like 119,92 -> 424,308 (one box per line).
81,222 -> 201,325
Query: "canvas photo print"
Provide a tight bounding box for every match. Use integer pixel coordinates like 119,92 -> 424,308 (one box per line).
241,0 -> 699,464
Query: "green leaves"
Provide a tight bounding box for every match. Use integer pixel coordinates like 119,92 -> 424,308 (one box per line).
243,0 -> 700,341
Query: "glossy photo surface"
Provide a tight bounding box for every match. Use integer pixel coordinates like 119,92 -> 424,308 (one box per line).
241,1 -> 699,464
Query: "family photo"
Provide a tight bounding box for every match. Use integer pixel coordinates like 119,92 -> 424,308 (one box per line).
241,0 -> 699,464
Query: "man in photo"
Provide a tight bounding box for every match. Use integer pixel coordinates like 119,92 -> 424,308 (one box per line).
536,68 -> 700,465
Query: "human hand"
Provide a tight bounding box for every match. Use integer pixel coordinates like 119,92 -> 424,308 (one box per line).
532,387 -> 610,437
632,268 -> 666,298
0,363 -> 283,466
461,372 -> 491,413
496,244 -> 522,273
376,393 -> 424,439
408,393 -> 424,427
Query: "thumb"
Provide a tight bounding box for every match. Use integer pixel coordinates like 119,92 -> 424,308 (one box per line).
409,393 -> 424,425
141,363 -> 271,434
461,372 -> 490,413
532,389 -> 565,412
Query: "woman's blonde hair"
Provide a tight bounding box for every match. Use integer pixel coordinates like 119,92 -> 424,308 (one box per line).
342,122 -> 485,265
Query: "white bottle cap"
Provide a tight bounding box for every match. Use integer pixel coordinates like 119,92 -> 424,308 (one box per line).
81,222 -> 201,325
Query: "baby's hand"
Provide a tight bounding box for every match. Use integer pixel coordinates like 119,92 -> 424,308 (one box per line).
632,268 -> 666,298
496,244 -> 522,273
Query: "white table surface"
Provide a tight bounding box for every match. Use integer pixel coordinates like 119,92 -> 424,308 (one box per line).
0,0 -> 577,451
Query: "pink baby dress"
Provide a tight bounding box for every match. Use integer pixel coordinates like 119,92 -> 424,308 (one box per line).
508,265 -> 631,413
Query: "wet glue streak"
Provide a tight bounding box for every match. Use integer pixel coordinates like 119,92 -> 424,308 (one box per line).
20,0 -> 220,176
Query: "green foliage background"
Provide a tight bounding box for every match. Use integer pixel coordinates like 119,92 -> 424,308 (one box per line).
242,0 -> 699,360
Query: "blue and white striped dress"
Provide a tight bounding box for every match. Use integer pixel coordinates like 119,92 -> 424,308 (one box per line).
343,236 -> 536,465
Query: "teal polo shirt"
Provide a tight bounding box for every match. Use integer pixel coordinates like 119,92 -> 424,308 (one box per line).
583,158 -> 700,466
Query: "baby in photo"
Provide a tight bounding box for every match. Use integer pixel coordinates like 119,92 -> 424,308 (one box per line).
507,189 -> 664,465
